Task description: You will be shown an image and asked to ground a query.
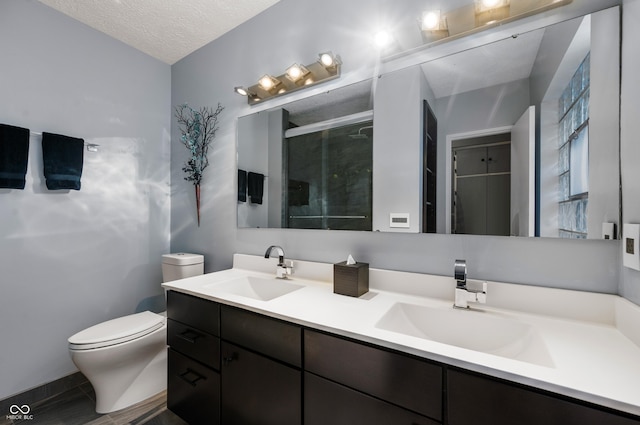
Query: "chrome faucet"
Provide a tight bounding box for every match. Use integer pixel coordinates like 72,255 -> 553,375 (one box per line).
264,245 -> 293,279
453,259 -> 487,309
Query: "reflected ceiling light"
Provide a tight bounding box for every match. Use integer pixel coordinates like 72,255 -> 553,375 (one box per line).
234,52 -> 342,104
258,74 -> 280,91
285,63 -> 310,82
374,30 -> 392,49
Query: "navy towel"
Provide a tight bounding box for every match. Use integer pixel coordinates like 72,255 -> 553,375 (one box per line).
238,169 -> 247,202
0,124 -> 30,189
247,172 -> 264,204
42,132 -> 84,190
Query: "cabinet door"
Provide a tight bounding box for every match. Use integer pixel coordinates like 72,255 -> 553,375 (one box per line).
448,370 -> 640,425
305,330 -> 442,422
305,372 -> 439,425
221,342 -> 301,425
168,349 -> 220,425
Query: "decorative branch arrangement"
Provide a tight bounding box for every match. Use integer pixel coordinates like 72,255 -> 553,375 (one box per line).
175,102 -> 225,226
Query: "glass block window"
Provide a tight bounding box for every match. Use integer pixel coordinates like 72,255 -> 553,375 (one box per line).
558,53 -> 589,238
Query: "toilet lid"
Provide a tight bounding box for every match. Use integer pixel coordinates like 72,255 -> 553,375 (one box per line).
68,311 -> 165,350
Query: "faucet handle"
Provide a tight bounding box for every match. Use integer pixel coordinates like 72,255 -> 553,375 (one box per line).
276,260 -> 293,279
454,259 -> 467,285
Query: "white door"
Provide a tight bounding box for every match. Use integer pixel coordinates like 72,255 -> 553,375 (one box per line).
510,106 -> 535,237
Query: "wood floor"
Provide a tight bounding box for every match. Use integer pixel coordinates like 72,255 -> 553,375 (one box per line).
1,384 -> 186,425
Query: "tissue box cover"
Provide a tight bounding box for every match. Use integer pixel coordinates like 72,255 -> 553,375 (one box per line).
333,261 -> 369,297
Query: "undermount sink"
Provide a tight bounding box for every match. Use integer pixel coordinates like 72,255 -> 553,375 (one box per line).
205,276 -> 303,301
375,302 -> 554,367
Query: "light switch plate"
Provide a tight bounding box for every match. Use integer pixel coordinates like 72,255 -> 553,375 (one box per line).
389,213 -> 410,228
623,224 -> 640,271
602,222 -> 616,240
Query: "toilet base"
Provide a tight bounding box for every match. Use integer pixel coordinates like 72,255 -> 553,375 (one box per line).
95,348 -> 167,413
69,324 -> 167,414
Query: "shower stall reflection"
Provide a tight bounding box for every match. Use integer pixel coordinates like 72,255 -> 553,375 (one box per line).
285,121 -> 373,230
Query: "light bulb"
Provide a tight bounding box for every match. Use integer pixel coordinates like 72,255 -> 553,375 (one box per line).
482,0 -> 501,8
422,11 -> 440,30
259,75 -> 275,90
320,53 -> 334,67
287,65 -> 302,80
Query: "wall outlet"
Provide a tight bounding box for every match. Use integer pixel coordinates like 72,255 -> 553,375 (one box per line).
623,224 -> 640,271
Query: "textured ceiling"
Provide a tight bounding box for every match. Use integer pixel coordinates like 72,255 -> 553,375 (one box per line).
37,0 -> 281,64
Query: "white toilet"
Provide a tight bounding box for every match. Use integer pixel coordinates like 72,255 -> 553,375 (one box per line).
68,253 -> 204,413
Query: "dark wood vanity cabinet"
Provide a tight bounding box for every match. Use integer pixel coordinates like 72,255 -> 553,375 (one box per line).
220,306 -> 302,425
166,291 -> 221,424
447,369 -> 640,425
304,329 -> 443,424
165,290 -> 640,425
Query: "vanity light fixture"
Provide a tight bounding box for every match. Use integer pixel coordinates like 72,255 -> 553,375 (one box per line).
420,10 -> 449,43
258,74 -> 281,92
318,51 -> 340,69
421,10 -> 442,30
234,86 -> 249,96
416,0 -> 570,48
234,52 -> 342,105
285,63 -> 310,82
474,0 -> 510,26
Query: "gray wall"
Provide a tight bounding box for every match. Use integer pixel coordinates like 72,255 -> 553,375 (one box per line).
171,0 -> 620,300
0,0 -> 171,400
620,0 -> 640,305
373,66 -> 424,233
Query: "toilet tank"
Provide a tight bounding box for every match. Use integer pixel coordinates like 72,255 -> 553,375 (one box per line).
162,253 -> 204,282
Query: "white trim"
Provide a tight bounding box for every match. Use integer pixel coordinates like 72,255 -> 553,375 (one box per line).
284,110 -> 373,138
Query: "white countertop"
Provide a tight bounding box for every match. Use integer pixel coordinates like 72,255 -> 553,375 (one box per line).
162,254 -> 640,417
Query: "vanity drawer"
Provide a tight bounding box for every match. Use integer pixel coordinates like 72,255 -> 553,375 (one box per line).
167,348 -> 220,425
167,319 -> 220,370
305,372 -> 439,425
305,330 -> 442,421
447,370 -> 640,425
220,305 -> 301,367
167,291 -> 220,336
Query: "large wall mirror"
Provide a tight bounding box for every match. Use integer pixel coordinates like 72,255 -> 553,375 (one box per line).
237,5 -> 621,239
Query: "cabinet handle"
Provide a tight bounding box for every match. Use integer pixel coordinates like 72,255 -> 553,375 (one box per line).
223,352 -> 239,365
179,368 -> 206,387
177,329 -> 202,344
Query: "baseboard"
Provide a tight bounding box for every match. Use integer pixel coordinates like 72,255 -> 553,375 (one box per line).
0,372 -> 88,414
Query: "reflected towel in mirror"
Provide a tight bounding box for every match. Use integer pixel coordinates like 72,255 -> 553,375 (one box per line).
248,172 -> 264,204
238,169 -> 247,202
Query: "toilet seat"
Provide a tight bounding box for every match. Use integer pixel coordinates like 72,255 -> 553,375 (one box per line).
69,311 -> 165,350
